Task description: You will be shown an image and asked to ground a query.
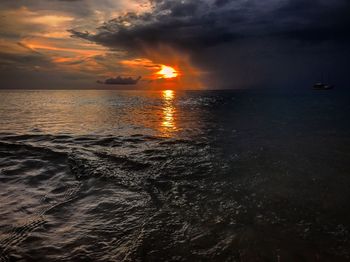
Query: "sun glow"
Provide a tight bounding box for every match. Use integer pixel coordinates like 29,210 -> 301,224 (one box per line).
157,65 -> 178,79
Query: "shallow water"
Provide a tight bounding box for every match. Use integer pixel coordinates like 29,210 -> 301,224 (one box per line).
0,89 -> 350,261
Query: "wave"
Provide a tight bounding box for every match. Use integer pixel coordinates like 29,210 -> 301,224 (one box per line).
1,133 -> 350,261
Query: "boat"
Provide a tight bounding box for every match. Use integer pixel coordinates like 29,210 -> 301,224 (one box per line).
313,82 -> 334,90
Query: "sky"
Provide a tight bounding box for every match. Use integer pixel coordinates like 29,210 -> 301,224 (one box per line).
0,0 -> 349,89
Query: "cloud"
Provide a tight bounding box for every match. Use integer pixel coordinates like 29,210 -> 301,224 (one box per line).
1,0 -> 350,89
0,41 -> 52,69
70,0 -> 350,49
0,0 -> 149,30
100,75 -> 141,85
69,0 -> 350,88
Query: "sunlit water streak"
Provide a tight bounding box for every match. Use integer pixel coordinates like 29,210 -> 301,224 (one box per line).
0,89 -> 350,261
161,90 -> 177,133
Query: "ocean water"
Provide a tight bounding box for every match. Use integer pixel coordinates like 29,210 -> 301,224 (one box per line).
0,89 -> 349,261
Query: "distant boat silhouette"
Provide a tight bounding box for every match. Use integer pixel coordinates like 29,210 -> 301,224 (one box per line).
313,82 -> 334,90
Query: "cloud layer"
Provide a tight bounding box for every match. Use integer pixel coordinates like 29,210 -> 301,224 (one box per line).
70,0 -> 350,88
71,0 -> 350,50
0,0 -> 149,89
1,0 -> 350,89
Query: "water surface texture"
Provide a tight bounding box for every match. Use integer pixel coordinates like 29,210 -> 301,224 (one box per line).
0,90 -> 350,261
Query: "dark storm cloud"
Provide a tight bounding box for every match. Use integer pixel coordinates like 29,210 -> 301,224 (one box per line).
214,0 -> 231,7
70,0 -> 350,51
69,0 -> 243,51
269,0 -> 350,42
68,0 -> 350,88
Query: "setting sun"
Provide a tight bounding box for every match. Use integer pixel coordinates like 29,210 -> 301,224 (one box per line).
157,65 -> 178,79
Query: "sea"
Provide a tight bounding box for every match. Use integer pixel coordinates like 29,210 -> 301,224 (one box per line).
0,89 -> 349,261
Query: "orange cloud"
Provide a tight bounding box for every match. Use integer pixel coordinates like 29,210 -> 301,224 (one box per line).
22,39 -> 103,56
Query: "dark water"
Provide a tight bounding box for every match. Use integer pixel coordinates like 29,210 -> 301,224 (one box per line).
0,89 -> 349,261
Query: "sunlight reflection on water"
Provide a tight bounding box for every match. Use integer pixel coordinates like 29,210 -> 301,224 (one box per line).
0,90 -> 187,137
161,90 -> 177,134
